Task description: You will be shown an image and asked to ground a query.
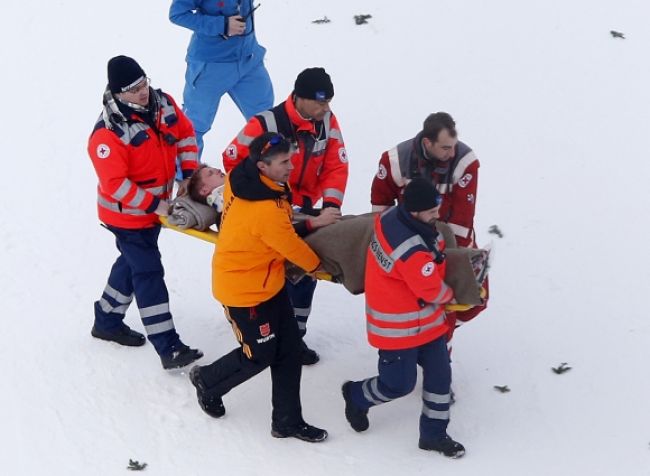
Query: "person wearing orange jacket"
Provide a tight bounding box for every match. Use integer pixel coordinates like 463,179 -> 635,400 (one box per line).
189,133 -> 328,443
342,178 -> 466,458
222,67 -> 348,365
88,55 -> 203,370
370,112 -> 488,335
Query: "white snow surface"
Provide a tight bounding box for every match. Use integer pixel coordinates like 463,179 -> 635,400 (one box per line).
2,0 -> 650,474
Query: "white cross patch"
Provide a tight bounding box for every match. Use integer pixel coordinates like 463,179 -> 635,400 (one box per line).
421,261 -> 435,277
96,144 -> 111,159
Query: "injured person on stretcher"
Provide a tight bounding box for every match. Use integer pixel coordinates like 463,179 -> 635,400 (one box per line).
164,167 -> 489,307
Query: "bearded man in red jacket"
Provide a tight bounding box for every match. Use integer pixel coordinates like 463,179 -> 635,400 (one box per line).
342,178 -> 465,459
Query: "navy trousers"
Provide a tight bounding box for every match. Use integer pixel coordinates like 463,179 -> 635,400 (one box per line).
286,275 -> 317,337
93,225 -> 180,356
346,336 -> 452,441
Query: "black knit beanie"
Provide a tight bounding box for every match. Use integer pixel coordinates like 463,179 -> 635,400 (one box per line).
403,178 -> 442,212
108,55 -> 146,94
294,67 -> 334,101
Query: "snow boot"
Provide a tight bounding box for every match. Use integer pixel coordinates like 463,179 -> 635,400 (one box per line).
300,339 -> 320,366
419,434 -> 466,458
91,324 -> 145,347
341,381 -> 369,432
189,366 -> 225,418
271,421 -> 328,443
160,342 -> 203,370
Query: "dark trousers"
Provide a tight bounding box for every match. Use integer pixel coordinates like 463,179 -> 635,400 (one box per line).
200,286 -> 303,428
286,275 -> 317,337
347,336 -> 452,441
93,225 -> 180,355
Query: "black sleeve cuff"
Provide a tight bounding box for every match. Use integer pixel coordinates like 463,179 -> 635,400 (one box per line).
145,197 -> 160,214
322,201 -> 340,209
293,221 -> 310,238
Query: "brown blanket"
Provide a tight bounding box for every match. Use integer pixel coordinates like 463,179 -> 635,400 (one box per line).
292,214 -> 485,305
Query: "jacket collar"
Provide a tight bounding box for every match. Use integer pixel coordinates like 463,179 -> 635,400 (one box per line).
229,157 -> 292,202
396,204 -> 439,250
412,131 -> 452,177
284,93 -> 318,135
101,87 -> 160,131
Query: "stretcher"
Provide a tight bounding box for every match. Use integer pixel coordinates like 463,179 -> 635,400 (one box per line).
160,216 -> 477,311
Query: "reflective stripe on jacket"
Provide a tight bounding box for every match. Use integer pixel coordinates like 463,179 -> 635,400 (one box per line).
222,93 -> 348,209
370,134 -> 479,247
365,206 -> 453,350
88,90 -> 198,229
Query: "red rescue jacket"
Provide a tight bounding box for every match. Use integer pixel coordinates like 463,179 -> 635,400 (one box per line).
222,94 -> 348,209
365,206 -> 453,350
370,133 -> 479,247
88,89 -> 198,229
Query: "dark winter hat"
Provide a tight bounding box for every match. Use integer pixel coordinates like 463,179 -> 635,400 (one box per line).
294,67 -> 334,101
107,55 -> 146,94
403,178 -> 442,212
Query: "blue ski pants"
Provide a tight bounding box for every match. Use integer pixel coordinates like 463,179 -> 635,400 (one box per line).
182,53 -> 274,158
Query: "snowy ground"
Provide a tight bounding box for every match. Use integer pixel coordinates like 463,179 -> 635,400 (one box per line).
2,0 -> 650,474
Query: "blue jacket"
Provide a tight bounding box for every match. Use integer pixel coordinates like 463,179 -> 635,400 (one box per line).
169,0 -> 266,62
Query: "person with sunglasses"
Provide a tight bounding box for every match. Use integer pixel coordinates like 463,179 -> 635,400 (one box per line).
87,55 -> 203,370
169,0 -> 273,158
223,67 -> 348,365
370,112 -> 488,338
188,132 -> 328,443
342,178 -> 466,459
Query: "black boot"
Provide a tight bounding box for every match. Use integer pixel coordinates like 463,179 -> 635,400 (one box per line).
189,366 -> 225,418
300,339 -> 320,366
91,324 -> 145,347
160,342 -> 203,369
419,434 -> 466,458
271,420 -> 328,443
341,381 -> 369,432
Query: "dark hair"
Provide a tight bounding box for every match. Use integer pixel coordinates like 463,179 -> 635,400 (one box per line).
422,112 -> 457,142
188,164 -> 209,204
249,132 -> 292,165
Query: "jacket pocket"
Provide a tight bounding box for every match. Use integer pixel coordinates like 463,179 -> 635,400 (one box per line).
187,61 -> 207,88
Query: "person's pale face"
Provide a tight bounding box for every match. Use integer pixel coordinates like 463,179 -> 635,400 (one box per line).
422,129 -> 458,162
257,151 -> 294,183
295,97 -> 332,121
199,167 -> 225,196
412,205 -> 441,225
117,78 -> 150,107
